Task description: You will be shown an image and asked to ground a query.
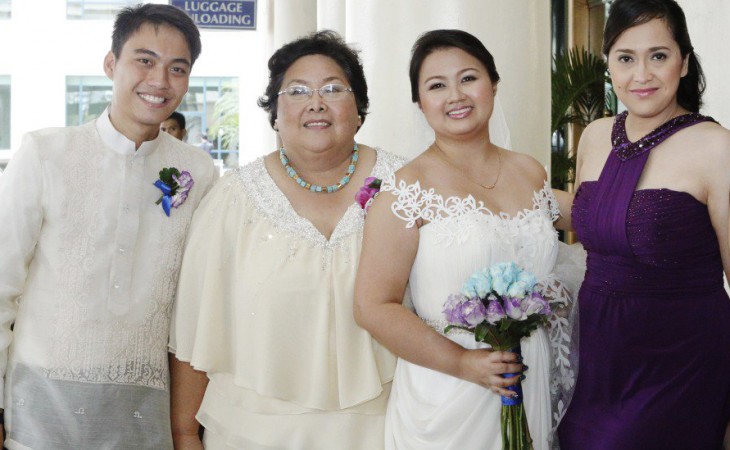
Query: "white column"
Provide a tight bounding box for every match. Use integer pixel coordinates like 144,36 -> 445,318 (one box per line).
317,0 -> 345,35
273,0 -> 317,48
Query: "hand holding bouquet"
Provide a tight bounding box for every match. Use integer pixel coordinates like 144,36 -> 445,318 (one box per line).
443,262 -> 551,450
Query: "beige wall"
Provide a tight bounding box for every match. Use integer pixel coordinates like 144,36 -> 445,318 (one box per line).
676,0 -> 730,125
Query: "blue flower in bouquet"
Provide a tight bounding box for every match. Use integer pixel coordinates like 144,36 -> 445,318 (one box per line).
516,270 -> 538,291
506,280 -> 530,298
461,269 -> 492,299
489,262 -> 520,296
486,300 -> 506,325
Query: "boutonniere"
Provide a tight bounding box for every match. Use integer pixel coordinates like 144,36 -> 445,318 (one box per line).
355,176 -> 382,213
154,167 -> 194,217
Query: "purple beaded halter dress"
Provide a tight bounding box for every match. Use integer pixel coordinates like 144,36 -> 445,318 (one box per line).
558,112 -> 730,449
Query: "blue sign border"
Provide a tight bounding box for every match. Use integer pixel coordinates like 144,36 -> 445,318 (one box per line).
170,0 -> 257,30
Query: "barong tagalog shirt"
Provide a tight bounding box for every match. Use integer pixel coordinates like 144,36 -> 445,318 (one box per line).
0,109 -> 216,450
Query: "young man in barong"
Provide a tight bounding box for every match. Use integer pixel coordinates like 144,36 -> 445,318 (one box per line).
0,4 -> 215,448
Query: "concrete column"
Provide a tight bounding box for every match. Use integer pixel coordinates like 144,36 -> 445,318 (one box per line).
317,0 -> 345,35
273,0 -> 317,48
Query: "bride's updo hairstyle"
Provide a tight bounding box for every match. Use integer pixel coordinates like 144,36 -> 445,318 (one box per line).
408,29 -> 500,103
603,0 -> 705,112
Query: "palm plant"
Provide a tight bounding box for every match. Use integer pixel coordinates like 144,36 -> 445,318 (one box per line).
208,84 -> 239,154
551,47 -> 615,188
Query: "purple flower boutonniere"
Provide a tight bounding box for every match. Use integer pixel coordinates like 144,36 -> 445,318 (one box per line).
154,167 -> 194,217
355,177 -> 382,213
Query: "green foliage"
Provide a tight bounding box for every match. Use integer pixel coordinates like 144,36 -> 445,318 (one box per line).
551,47 -> 615,188
552,47 -> 610,133
158,167 -> 180,186
208,84 -> 239,151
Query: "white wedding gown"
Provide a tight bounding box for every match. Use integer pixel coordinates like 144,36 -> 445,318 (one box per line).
380,175 -> 565,450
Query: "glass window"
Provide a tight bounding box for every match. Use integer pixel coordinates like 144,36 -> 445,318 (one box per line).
0,76 -> 10,150
67,0 -> 139,20
178,77 -> 239,167
65,76 -> 240,166
66,76 -> 113,126
0,0 -> 10,19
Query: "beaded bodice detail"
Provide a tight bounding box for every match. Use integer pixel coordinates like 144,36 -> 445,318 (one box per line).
612,111 -> 716,161
573,112 -> 723,297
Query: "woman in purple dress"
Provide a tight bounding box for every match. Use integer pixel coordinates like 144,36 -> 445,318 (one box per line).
557,0 -> 730,448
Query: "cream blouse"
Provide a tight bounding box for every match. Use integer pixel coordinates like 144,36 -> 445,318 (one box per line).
170,149 -> 405,448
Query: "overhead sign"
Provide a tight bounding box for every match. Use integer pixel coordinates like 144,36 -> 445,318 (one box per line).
170,0 -> 256,30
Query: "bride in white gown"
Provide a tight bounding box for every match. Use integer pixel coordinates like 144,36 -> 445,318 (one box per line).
354,30 -> 577,449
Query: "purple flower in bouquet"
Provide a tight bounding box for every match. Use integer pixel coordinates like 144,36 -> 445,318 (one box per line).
522,292 -> 551,316
461,297 -> 488,327
443,294 -> 489,327
355,176 -> 382,212
504,296 -> 526,321
443,294 -> 469,327
486,300 -> 506,325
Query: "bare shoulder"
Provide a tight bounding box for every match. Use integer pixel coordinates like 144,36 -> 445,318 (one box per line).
580,117 -> 614,153
693,121 -> 730,149
390,150 -> 436,186
501,149 -> 548,191
684,121 -> 730,167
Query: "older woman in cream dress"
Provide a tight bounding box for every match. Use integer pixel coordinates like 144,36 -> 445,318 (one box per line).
169,31 -> 404,449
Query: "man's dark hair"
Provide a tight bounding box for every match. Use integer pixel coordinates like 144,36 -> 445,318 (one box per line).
257,30 -> 369,129
112,4 -> 201,65
167,111 -> 186,130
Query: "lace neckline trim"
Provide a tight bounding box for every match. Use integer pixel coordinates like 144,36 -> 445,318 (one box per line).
611,111 -> 715,161
381,174 -> 560,229
235,148 -> 403,248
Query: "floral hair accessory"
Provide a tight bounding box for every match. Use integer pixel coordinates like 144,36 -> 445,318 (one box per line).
154,167 -> 194,217
355,177 -> 382,212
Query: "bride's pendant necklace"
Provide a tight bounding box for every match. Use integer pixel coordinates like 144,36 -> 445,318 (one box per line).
279,142 -> 359,193
432,142 -> 502,190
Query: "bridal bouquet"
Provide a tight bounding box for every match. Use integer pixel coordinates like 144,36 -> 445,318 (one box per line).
443,262 -> 551,450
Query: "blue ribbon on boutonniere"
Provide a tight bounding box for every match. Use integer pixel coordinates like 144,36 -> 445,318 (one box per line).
154,167 -> 194,217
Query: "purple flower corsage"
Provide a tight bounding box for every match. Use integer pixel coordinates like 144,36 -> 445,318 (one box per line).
355,176 -> 382,213
154,167 -> 194,217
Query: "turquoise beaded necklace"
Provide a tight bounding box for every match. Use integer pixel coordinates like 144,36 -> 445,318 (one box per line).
279,142 -> 359,193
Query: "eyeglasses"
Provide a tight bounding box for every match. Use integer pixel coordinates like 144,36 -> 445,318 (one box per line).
276,84 -> 354,102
